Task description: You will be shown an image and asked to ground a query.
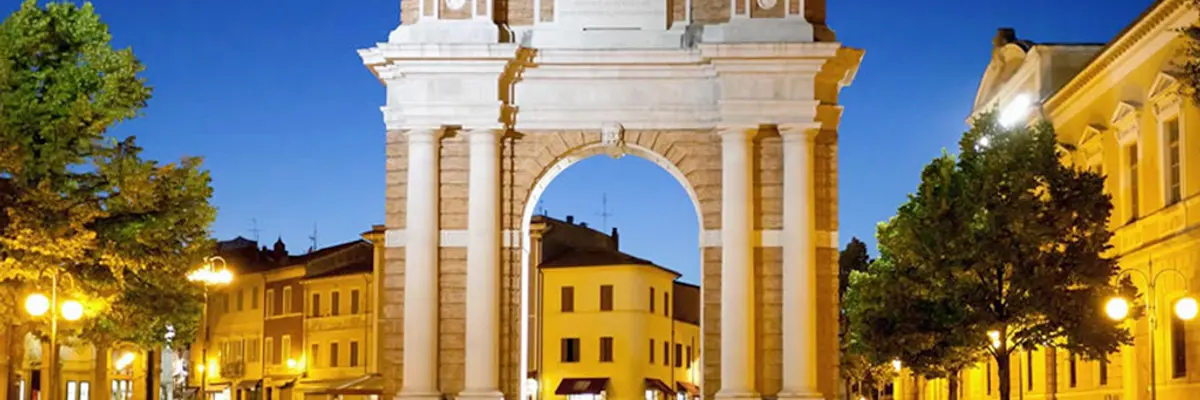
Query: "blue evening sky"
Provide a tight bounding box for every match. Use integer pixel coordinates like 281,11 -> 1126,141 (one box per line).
5,0 -> 1151,283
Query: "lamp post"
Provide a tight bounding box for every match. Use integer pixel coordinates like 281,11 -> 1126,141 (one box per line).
188,256 -> 234,400
1105,264 -> 1197,400
25,270 -> 85,400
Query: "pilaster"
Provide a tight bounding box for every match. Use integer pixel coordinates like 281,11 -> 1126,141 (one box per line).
398,127 -> 445,400
459,128 -> 505,400
715,126 -> 760,400
778,124 -> 822,400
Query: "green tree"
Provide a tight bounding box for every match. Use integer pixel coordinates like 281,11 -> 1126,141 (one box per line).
853,110 -> 1134,400
1179,0 -> 1200,103
838,237 -> 878,399
0,0 -> 214,357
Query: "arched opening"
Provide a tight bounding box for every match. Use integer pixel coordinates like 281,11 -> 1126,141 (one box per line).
518,142 -> 704,400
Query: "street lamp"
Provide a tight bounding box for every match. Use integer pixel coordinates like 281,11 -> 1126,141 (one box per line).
1105,265 -> 1196,400
26,271 -> 85,400
188,256 -> 234,400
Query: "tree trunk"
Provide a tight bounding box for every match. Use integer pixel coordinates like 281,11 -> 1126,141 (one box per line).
844,377 -> 853,400
94,342 -> 109,400
997,352 -> 1012,400
947,372 -> 960,400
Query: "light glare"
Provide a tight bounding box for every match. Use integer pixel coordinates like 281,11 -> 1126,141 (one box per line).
60,300 -> 83,321
1175,297 -> 1198,321
1106,297 -> 1130,321
999,94 -> 1033,127
25,294 -> 50,317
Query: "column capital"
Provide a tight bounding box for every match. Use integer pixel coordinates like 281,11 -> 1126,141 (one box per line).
463,127 -> 506,141
778,124 -> 821,143
715,126 -> 757,142
404,127 -> 446,142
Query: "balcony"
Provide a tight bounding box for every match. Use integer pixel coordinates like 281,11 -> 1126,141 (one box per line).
305,312 -> 369,332
220,360 -> 245,379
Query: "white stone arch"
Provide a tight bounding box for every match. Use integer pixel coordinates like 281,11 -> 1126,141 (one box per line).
516,138 -> 707,399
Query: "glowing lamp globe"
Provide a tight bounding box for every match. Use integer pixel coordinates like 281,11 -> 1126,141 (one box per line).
25,294 -> 50,317
61,300 -> 84,321
1175,297 -> 1198,321
1106,297 -> 1130,321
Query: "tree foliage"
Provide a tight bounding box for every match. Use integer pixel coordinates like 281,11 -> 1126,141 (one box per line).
0,0 -> 214,349
848,111 -> 1134,400
1180,0 -> 1200,104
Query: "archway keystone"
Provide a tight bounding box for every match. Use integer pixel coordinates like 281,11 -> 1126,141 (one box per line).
360,0 -> 862,397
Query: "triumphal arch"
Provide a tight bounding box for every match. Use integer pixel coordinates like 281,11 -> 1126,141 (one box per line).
359,0 -> 862,397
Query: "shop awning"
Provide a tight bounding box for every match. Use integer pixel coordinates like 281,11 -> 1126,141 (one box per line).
554,378 -> 609,395
236,380 -> 262,390
645,378 -> 674,395
676,381 -> 701,396
296,374 -> 383,395
204,383 -> 231,392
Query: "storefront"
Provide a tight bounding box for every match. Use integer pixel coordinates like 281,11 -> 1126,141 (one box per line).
553,378 -> 609,400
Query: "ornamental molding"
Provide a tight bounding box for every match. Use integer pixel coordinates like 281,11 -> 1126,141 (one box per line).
1110,101 -> 1142,145
599,122 -> 627,159
757,0 -> 778,9
445,0 -> 467,10
1149,72 -> 1183,116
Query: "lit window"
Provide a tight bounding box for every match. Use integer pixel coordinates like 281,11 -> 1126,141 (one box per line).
1165,118 -> 1182,205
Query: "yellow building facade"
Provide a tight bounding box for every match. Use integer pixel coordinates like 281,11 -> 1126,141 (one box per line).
0,320 -> 159,400
903,1 -> 1200,400
529,215 -> 701,400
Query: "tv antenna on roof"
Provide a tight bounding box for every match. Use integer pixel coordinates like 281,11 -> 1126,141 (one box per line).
536,199 -> 549,216
308,223 -> 318,253
249,218 -> 261,242
596,193 -> 614,232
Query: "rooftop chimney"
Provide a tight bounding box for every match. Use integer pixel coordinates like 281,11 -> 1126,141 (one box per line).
580,222 -> 588,228
994,27 -> 1017,48
566,215 -> 575,224
611,227 -> 620,250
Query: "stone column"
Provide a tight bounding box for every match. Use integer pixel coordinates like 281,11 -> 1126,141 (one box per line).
779,126 -> 821,399
400,128 -> 442,400
460,128 -> 504,400
716,127 -> 759,400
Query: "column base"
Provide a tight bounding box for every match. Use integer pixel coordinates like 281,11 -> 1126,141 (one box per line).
455,390 -> 505,400
396,391 -> 443,400
714,390 -> 761,400
777,391 -> 824,400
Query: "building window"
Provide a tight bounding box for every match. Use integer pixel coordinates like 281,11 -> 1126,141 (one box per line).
283,286 -> 293,314
311,343 -> 320,368
1173,304 -> 1188,378
674,343 -> 683,367
282,335 -> 292,365
649,339 -> 655,364
662,341 -> 669,366
664,293 -> 670,317
1128,144 -> 1140,221
266,337 -> 276,365
251,286 -> 259,309
311,293 -> 322,317
331,342 -> 340,368
650,287 -> 655,312
247,339 -> 259,363
350,341 -> 360,367
67,381 -> 77,400
561,286 -> 575,312
237,289 -> 244,311
1165,118 -> 1182,206
79,382 -> 90,400
1099,355 -> 1108,386
266,289 -> 275,316
599,337 -> 613,362
332,291 -> 341,316
561,338 -> 580,363
1068,352 -> 1077,388
600,285 -> 614,311
351,289 -> 361,314
686,345 -> 692,366
1027,351 -> 1034,390
111,380 -> 132,400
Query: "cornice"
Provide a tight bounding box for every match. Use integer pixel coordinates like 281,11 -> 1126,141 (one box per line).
1045,0 -> 1190,113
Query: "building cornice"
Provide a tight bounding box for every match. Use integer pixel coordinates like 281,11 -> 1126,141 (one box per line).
1044,0 -> 1191,116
